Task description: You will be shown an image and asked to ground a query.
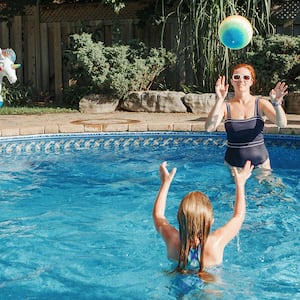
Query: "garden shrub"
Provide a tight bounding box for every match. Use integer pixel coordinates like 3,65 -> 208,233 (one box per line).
240,34 -> 300,94
65,33 -> 176,102
1,80 -> 36,107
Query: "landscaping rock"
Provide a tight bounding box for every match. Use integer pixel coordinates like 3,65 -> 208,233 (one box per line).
183,93 -> 216,113
79,94 -> 119,113
121,91 -> 187,113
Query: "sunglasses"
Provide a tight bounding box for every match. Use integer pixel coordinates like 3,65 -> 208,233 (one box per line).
232,74 -> 251,81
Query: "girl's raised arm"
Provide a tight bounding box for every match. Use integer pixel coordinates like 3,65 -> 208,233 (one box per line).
211,160 -> 253,248
152,162 -> 179,260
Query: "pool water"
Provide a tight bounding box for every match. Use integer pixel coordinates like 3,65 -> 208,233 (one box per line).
0,132 -> 299,299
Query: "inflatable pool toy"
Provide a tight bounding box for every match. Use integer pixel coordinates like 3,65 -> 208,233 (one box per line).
0,48 -> 21,107
218,15 -> 253,50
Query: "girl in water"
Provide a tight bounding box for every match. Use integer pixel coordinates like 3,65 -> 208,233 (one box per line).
153,160 -> 253,279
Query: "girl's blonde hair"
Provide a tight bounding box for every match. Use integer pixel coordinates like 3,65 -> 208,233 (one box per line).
176,191 -> 213,273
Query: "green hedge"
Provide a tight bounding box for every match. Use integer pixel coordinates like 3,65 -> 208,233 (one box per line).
64,33 -> 176,106
239,34 -> 300,94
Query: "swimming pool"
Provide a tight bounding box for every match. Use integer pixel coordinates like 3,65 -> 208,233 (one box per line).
0,132 -> 299,299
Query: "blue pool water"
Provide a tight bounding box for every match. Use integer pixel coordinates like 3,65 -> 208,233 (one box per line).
0,132 -> 299,299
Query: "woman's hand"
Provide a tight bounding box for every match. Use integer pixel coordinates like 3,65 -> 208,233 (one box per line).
159,161 -> 177,185
269,82 -> 288,104
215,75 -> 229,101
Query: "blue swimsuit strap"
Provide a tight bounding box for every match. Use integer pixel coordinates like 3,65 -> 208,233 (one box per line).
225,101 -> 231,119
254,97 -> 259,116
188,244 -> 201,267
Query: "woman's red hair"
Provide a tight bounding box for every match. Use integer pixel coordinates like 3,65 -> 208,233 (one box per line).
231,63 -> 256,84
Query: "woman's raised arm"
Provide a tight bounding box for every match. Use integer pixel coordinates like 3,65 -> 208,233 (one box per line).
205,76 -> 228,132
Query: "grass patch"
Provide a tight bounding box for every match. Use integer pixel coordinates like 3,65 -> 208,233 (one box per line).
0,107 -> 78,115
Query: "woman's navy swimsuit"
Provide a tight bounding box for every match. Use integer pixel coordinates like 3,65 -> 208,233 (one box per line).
224,98 -> 269,167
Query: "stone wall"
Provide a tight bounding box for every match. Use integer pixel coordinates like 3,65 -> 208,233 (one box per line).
79,91 -> 217,114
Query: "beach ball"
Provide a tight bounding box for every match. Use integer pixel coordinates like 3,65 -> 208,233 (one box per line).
218,15 -> 253,50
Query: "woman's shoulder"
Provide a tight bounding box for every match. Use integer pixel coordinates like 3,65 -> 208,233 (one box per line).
257,96 -> 270,103
257,96 -> 272,111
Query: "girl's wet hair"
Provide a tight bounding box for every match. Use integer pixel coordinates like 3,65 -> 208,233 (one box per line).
176,191 -> 213,274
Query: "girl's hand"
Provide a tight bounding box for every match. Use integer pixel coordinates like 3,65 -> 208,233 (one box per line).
215,75 -> 229,101
270,82 -> 288,103
159,161 -> 177,184
232,160 -> 253,185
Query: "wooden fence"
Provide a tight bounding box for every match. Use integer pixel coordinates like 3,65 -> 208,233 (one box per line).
0,2 -> 166,103
0,2 -> 298,103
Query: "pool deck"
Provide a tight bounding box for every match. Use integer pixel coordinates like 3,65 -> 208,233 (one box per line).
0,111 -> 300,137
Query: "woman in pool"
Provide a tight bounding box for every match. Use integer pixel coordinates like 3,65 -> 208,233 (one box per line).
153,160 -> 253,279
205,63 -> 288,169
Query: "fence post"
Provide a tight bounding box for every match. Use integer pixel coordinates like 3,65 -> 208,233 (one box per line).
11,16 -> 23,84
0,21 -> 9,48
33,5 -> 42,96
53,22 -> 63,103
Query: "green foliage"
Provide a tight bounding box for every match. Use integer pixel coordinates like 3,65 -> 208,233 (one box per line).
0,106 -> 76,115
1,80 -> 37,107
62,85 -> 92,109
0,1 -> 126,20
65,33 -> 176,101
240,34 -> 300,94
142,0 -> 276,92
0,0 -> 34,20
102,0 -> 125,14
